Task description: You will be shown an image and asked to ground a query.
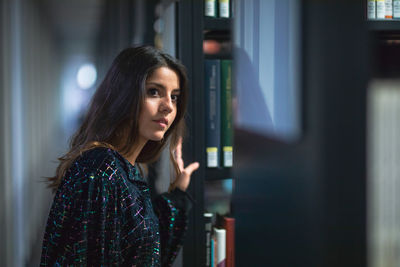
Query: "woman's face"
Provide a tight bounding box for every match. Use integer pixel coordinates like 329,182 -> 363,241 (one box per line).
138,67 -> 181,143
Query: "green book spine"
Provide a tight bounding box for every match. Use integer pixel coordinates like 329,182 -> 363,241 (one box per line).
221,60 -> 233,167
205,59 -> 221,168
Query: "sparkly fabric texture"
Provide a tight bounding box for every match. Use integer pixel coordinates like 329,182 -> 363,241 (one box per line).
40,147 -> 192,266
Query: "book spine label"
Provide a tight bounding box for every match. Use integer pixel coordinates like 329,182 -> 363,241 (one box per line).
205,0 -> 217,17
385,0 -> 393,18
368,0 -> 377,19
205,60 -> 221,168
377,0 -> 385,18
219,0 -> 230,18
394,0 -> 400,17
223,147 -> 233,167
221,60 -> 233,167
207,147 -> 218,167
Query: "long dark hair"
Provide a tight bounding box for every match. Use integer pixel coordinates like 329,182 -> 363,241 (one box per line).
48,46 -> 188,190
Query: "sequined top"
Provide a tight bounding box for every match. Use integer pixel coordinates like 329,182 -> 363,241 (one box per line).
40,147 -> 192,266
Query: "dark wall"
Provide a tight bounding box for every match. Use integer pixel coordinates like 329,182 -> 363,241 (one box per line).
95,0 -> 157,80
234,1 -> 368,266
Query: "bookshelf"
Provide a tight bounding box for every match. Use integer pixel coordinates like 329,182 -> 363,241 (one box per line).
365,0 -> 400,31
175,1 -> 376,266
367,20 -> 400,31
176,1 -> 233,267
204,17 -> 231,31
205,168 -> 232,181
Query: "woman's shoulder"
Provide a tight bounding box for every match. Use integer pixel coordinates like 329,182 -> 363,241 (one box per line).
65,147 -> 129,184
77,146 -> 119,166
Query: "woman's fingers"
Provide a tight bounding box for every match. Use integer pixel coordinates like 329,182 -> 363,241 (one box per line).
176,162 -> 199,191
184,162 -> 200,176
170,162 -> 200,192
171,137 -> 200,192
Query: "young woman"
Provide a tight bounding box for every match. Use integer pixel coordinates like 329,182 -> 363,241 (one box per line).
40,46 -> 199,266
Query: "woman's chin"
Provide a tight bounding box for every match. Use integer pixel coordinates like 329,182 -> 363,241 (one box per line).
149,134 -> 165,142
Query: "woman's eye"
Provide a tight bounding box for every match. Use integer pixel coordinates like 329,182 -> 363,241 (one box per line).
171,95 -> 179,102
147,88 -> 159,96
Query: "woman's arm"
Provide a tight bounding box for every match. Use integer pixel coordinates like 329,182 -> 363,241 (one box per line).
153,138 -> 199,266
153,188 -> 194,266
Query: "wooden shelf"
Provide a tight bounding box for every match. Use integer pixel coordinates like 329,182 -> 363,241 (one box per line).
367,20 -> 400,31
204,16 -> 232,31
205,168 -> 233,181
204,53 -> 232,60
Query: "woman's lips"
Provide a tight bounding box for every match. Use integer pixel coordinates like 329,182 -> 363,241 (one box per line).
154,120 -> 167,128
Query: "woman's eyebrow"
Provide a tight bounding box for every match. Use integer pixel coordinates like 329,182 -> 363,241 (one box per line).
146,82 -> 180,92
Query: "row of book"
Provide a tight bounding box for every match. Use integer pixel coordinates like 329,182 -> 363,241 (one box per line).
205,0 -> 230,18
205,59 -> 233,168
204,213 -> 235,267
367,0 -> 400,19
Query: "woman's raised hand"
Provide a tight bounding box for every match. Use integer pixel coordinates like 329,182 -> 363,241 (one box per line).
170,137 -> 199,192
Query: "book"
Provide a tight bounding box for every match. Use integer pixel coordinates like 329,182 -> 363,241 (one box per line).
205,0 -> 218,17
205,213 -> 214,267
368,0 -> 377,19
203,39 -> 232,55
213,235 -> 218,267
211,238 -> 215,267
205,59 -> 221,168
377,0 -> 385,19
385,0 -> 393,18
394,0 -> 400,18
222,217 -> 235,267
219,0 -> 230,18
214,228 -> 226,267
220,60 -> 233,168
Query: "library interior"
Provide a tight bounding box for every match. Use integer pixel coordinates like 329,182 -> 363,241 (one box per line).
1,0 -> 400,266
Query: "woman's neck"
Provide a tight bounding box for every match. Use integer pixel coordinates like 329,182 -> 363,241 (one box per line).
124,138 -> 147,166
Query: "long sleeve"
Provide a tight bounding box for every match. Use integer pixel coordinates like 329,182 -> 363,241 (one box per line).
41,148 -> 162,266
41,157 -> 124,265
153,188 -> 194,267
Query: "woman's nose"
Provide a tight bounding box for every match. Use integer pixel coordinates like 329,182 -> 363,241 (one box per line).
160,96 -> 173,113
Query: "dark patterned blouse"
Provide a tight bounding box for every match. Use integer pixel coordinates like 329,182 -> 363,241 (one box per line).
40,147 -> 192,266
